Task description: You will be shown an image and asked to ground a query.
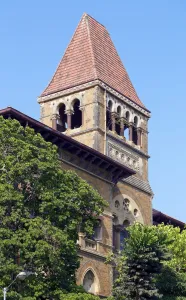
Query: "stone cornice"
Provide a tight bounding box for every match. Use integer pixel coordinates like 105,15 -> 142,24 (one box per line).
79,248 -> 108,261
38,80 -> 150,117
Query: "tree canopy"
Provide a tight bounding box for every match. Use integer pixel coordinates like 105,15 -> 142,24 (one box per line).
113,223 -> 172,300
0,117 -> 106,299
113,223 -> 186,300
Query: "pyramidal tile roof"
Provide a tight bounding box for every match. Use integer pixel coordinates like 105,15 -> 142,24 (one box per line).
41,13 -> 145,108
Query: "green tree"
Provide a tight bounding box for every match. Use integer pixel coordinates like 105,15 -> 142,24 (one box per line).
0,117 -> 106,299
59,293 -> 101,299
113,223 -> 171,300
155,225 -> 186,298
156,266 -> 186,297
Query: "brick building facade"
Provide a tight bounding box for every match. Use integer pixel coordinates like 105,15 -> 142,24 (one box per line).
0,14 -> 153,297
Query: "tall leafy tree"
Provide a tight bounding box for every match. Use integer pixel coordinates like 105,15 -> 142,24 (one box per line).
113,223 -> 172,300
155,225 -> 186,298
0,117 -> 106,299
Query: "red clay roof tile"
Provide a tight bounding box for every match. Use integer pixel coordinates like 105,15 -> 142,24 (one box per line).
41,13 -> 145,108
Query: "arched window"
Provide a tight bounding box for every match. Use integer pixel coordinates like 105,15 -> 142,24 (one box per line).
132,116 -> 138,145
106,110 -> 112,130
108,100 -> 113,111
117,106 -> 121,117
115,106 -> 121,135
106,100 -> 113,131
120,220 -> 130,250
57,104 -> 67,132
126,111 -> 130,121
71,99 -> 82,129
113,215 -> 120,250
83,270 -> 96,293
134,116 -> 138,126
124,111 -> 130,140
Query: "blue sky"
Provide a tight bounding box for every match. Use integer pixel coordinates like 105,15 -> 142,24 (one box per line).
0,1 -> 186,222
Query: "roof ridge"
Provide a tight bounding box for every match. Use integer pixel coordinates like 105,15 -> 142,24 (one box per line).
85,14 -> 98,79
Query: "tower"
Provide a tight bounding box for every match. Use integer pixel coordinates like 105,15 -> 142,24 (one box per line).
38,13 -> 153,296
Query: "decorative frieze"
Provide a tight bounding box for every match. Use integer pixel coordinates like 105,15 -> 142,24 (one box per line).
107,139 -> 141,172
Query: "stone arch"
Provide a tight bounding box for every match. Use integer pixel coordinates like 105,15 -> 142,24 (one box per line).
81,267 -> 100,295
55,100 -> 66,114
117,105 -> 122,117
134,115 -> 138,126
70,97 -> 82,109
125,110 -> 130,121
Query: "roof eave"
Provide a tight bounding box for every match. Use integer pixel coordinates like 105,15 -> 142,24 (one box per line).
0,107 -> 135,184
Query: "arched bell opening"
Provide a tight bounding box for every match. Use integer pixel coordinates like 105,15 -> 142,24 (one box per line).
71,99 -> 82,129
132,116 -> 138,145
106,100 -> 113,130
57,104 -> 67,132
124,111 -> 130,140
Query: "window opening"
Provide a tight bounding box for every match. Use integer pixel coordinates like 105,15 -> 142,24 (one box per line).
120,229 -> 128,250
115,200 -> 120,209
126,111 -> 130,121
93,219 -> 102,241
106,110 -> 112,130
134,116 -> 138,126
123,198 -> 130,212
83,270 -> 96,293
117,106 -> 121,116
134,208 -> 139,217
108,100 -> 113,111
124,124 -> 129,140
57,104 -> 67,132
132,116 -> 138,145
120,220 -> 130,250
113,215 -> 119,250
124,112 -> 130,140
71,99 -> 82,129
106,100 -> 113,130
132,127 -> 138,145
115,117 -> 120,135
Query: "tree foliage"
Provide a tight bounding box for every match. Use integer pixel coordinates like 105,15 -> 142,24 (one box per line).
59,293 -> 101,300
163,226 -> 186,271
0,117 -> 106,299
155,225 -> 186,297
156,266 -> 186,297
113,223 -> 172,300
